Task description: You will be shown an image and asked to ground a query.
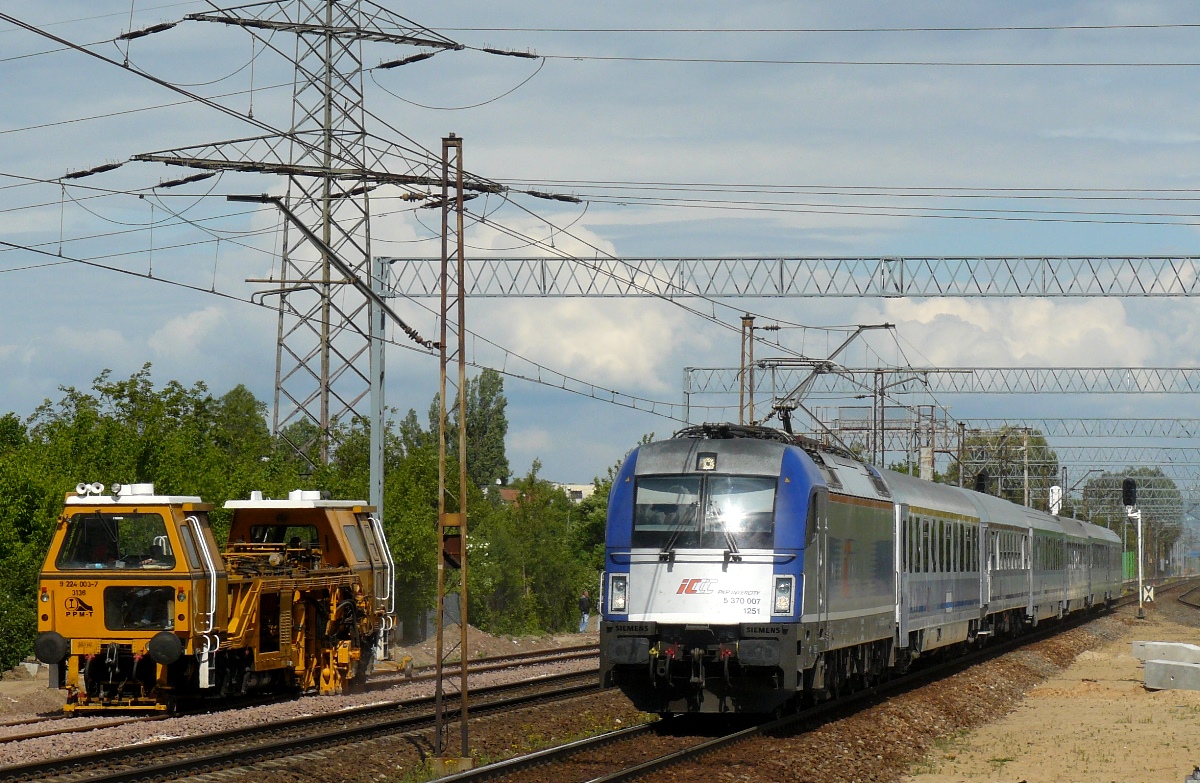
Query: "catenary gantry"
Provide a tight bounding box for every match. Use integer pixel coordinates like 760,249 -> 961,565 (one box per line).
383,256 -> 1200,297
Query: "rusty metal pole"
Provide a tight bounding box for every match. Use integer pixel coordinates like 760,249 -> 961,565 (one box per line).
958,422 -> 966,488
433,134 -> 471,775
739,315 -> 751,424
748,318 -> 755,424
453,136 -> 470,763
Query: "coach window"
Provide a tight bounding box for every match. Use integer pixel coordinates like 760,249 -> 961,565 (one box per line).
903,517 -> 910,572
931,520 -> 938,573
921,519 -> 930,572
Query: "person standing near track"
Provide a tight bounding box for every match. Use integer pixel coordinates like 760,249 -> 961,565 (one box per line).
578,590 -> 591,633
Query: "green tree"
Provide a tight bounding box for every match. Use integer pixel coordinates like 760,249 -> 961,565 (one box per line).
946,427 -> 1059,510
468,462 -> 589,634
464,369 -> 509,488
1081,467 -> 1183,576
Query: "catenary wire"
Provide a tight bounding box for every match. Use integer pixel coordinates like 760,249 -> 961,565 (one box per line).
368,56 -> 546,111
0,235 -> 729,421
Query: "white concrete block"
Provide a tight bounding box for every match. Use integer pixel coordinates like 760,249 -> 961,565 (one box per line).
1132,641 -> 1200,664
1145,659 -> 1200,691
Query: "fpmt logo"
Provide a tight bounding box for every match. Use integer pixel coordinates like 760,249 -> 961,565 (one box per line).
676,578 -> 715,595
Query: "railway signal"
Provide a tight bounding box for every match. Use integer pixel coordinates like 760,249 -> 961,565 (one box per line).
1125,479 -> 1145,619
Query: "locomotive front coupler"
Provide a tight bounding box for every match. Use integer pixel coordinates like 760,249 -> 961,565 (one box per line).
689,648 -> 705,685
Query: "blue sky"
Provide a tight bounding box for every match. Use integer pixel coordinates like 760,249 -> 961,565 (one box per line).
3,2 -> 1200,487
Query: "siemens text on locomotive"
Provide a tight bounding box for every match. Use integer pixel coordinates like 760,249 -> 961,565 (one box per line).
599,424 -> 1122,714
33,483 -> 395,711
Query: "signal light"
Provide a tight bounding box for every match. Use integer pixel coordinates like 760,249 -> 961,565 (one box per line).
1122,478 -> 1137,508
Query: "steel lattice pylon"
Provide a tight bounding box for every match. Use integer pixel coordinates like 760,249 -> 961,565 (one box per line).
133,1 -> 459,464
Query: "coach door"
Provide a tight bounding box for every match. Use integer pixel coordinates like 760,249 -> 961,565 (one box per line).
984,525 -> 995,606
895,504 -> 909,647
1026,527 -> 1035,617
814,489 -> 830,643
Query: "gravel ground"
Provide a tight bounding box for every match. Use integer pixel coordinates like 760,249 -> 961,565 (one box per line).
904,598 -> 1200,783
230,690 -> 652,783
9,599 -> 1199,782
644,616 -> 1132,783
238,608 -> 1149,783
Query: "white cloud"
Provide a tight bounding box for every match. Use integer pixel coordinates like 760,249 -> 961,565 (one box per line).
854,298 -> 1158,367
507,426 -> 552,455
147,306 -> 225,359
1043,127 -> 1200,145
482,298 -> 704,394
50,325 -> 132,360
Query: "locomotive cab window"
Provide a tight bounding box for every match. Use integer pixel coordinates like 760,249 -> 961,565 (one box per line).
632,474 -> 776,550
55,512 -> 176,570
704,476 -> 776,549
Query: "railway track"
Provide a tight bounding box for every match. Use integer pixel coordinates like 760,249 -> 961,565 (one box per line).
0,644 -> 597,747
0,667 -> 602,783
1176,582 -> 1200,609
0,714 -> 166,745
372,643 -> 598,687
433,589 -> 1200,783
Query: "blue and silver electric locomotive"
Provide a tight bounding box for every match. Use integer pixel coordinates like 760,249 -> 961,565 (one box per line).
599,424 -> 1121,714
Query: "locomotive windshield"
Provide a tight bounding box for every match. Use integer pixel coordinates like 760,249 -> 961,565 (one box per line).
55,512 -> 176,570
632,474 -> 775,550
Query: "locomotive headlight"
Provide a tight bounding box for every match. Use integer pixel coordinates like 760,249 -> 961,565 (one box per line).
773,575 -> 795,614
610,574 -> 628,612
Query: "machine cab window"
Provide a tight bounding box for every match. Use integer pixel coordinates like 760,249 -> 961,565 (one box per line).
54,512 -> 177,570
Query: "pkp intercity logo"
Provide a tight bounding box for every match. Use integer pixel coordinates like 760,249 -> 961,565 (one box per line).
676,578 -> 715,595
